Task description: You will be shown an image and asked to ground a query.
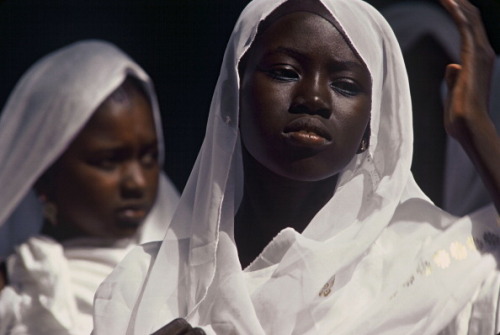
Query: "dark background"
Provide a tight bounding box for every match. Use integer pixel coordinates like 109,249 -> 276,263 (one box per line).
1,0 -> 499,192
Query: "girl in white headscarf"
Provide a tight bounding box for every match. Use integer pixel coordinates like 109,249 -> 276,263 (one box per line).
93,0 -> 500,334
0,40 -> 179,335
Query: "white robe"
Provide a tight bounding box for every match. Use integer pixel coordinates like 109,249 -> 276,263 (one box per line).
1,236 -> 135,335
93,0 -> 500,333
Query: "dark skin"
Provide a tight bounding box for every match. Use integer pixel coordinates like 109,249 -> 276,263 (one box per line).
150,318 -> 206,335
0,78 -> 160,291
439,0 -> 500,213
236,11 -> 371,267
39,79 -> 160,240
160,0 -> 500,332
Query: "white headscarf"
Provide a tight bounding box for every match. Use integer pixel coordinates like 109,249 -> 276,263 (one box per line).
0,40 -> 179,258
94,1 -> 500,334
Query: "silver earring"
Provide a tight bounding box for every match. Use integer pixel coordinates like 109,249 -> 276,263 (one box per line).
40,194 -> 58,226
358,138 -> 368,153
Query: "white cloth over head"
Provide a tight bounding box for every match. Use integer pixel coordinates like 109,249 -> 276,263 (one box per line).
0,40 -> 179,258
0,40 -> 179,334
93,1 -> 500,334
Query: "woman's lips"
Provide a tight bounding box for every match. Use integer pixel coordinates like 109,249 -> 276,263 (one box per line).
283,117 -> 332,146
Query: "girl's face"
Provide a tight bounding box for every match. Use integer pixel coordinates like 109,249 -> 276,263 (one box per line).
239,11 -> 372,181
48,83 -> 160,239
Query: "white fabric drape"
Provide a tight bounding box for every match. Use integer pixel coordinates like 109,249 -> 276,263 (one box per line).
93,1 -> 500,334
0,40 -> 179,334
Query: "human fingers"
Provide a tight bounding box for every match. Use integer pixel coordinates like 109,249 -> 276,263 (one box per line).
192,327 -> 207,335
440,0 -> 493,112
445,64 -> 461,93
151,318 -> 193,335
440,0 -> 494,63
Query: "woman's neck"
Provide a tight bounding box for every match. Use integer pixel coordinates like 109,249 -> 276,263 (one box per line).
235,149 -> 338,268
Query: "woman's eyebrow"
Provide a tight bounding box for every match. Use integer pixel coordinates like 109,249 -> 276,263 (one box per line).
263,46 -> 366,72
263,46 -> 309,62
329,60 -> 367,73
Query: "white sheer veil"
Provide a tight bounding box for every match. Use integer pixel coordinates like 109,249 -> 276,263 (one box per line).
94,1 -> 499,333
0,40 -> 179,259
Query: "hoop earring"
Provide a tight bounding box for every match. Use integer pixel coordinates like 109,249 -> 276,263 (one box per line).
358,138 -> 368,153
39,194 -> 58,226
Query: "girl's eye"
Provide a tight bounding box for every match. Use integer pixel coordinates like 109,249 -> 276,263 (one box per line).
331,79 -> 362,97
89,152 -> 122,171
264,66 -> 299,82
91,157 -> 119,171
140,150 -> 159,168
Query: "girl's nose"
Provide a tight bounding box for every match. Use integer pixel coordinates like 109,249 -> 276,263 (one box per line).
121,162 -> 146,198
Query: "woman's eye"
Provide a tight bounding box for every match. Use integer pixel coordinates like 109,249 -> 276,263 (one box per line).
265,67 -> 299,82
331,79 -> 362,97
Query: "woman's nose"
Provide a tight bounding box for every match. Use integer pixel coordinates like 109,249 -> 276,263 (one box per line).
121,162 -> 146,197
290,74 -> 331,118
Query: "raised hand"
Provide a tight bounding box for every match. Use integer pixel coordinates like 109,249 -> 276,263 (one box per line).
440,0 -> 500,212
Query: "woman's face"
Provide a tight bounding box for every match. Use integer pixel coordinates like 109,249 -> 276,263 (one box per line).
49,84 -> 160,239
239,11 -> 372,181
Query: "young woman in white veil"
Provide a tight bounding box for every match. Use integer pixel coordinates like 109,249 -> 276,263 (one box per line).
0,40 -> 179,334
94,0 -> 500,334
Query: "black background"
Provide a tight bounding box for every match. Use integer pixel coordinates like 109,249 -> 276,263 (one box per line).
1,0 -> 499,192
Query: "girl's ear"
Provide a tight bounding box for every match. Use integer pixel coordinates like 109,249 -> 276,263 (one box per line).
34,165 -> 59,227
34,165 -> 57,201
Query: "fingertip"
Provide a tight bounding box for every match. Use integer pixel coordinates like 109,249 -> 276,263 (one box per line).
192,328 -> 207,335
445,64 -> 461,90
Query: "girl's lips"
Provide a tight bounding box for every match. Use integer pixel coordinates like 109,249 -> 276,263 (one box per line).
283,117 -> 332,146
116,205 -> 147,225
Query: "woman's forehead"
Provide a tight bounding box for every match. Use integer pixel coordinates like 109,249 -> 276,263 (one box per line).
251,0 -> 374,76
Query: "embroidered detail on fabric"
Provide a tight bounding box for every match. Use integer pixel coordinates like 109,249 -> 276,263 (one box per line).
473,236 -> 484,251
403,275 -> 415,287
364,152 -> 380,191
416,260 -> 432,277
449,241 -> 468,260
389,232 -> 500,300
433,249 -> 451,269
483,232 -> 500,247
319,277 -> 335,297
